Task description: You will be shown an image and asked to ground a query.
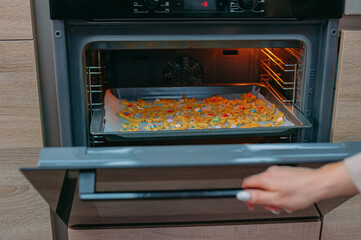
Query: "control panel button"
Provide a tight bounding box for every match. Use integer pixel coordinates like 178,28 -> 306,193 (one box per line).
230,0 -> 243,12
237,0 -> 257,10
230,0 -> 265,13
144,0 -> 161,9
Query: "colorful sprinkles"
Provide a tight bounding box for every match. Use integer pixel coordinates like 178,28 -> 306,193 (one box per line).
117,93 -> 285,132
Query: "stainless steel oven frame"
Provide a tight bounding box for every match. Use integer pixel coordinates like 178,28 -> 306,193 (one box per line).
47,19 -> 340,147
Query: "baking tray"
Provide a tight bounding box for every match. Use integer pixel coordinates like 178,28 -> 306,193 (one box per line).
90,84 -> 312,141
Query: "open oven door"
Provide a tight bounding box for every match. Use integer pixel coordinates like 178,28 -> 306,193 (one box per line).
21,142 -> 361,228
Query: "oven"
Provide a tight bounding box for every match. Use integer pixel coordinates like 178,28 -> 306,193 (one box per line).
23,0 -> 361,239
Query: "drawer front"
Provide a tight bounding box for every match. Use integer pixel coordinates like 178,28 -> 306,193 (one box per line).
0,0 -> 33,40
69,221 -> 321,240
0,41 -> 42,147
69,166 -> 320,226
22,143 -> 361,227
332,31 -> 361,142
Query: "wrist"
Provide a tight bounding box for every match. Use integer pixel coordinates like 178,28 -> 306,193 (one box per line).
313,161 -> 358,202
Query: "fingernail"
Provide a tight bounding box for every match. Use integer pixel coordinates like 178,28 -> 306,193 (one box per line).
271,209 -> 280,215
236,191 -> 251,201
284,208 -> 294,214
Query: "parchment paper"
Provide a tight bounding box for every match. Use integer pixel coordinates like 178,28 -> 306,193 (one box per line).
103,89 -> 294,132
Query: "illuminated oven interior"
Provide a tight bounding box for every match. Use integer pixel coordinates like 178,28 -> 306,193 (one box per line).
84,43 -> 307,146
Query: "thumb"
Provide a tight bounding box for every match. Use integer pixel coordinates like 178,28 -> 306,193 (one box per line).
236,190 -> 279,206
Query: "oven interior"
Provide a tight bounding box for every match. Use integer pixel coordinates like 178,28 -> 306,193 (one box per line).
84,40 -> 308,147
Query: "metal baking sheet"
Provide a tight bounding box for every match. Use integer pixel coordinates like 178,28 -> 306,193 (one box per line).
90,84 -> 312,141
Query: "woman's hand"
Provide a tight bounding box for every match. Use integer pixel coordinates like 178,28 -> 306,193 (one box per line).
236,161 -> 358,214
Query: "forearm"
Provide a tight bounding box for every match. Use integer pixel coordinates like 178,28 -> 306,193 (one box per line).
312,161 -> 359,202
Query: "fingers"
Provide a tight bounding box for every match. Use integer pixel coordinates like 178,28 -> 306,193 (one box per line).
245,202 -> 254,211
242,173 -> 267,189
247,189 -> 279,206
261,206 -> 294,214
283,208 -> 294,214
236,189 -> 280,207
237,190 -> 295,214
262,205 -> 280,215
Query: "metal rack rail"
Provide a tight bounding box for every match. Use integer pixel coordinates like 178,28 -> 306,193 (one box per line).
260,48 -> 302,107
86,50 -> 106,146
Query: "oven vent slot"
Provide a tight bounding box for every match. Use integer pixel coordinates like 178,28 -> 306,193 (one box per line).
260,48 -> 302,107
162,56 -> 204,86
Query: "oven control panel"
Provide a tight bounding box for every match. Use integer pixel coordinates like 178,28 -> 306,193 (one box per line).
132,0 -> 265,15
49,0 -> 344,20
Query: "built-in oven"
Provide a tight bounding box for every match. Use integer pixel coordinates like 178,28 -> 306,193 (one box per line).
23,0 -> 361,239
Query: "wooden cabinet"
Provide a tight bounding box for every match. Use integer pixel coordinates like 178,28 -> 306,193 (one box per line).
69,221 -> 321,240
0,0 -> 33,40
331,31 -> 361,143
326,30 -> 361,239
0,149 -> 51,240
0,41 -> 43,148
0,0 -> 49,239
0,0 -> 42,147
321,195 -> 361,240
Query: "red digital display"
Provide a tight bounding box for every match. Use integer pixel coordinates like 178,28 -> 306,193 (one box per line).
201,1 -> 208,8
184,0 -> 217,11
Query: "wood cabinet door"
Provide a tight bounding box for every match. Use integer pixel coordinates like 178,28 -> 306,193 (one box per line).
0,148 -> 52,240
0,40 -> 42,147
0,0 -> 33,40
326,30 -> 361,240
331,31 -> 361,143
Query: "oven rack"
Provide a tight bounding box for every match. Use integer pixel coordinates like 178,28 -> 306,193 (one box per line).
87,65 -> 106,146
260,48 -> 301,106
87,66 -> 105,112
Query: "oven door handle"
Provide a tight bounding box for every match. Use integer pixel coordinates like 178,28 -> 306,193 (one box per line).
79,170 -> 242,201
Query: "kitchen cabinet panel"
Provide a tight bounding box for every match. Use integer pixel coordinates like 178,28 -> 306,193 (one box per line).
327,30 -> 361,239
69,221 -> 321,240
321,195 -> 361,240
0,148 -> 51,240
331,31 -> 361,142
0,40 -> 42,148
0,0 -> 33,40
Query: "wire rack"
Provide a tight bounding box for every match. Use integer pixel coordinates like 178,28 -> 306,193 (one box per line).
87,66 -> 104,111
86,49 -> 106,146
260,48 -> 302,106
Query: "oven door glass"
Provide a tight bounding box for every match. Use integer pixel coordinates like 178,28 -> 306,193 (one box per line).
22,142 -> 361,227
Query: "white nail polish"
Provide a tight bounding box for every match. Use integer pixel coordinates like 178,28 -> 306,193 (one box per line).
271,210 -> 280,215
236,191 -> 251,201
